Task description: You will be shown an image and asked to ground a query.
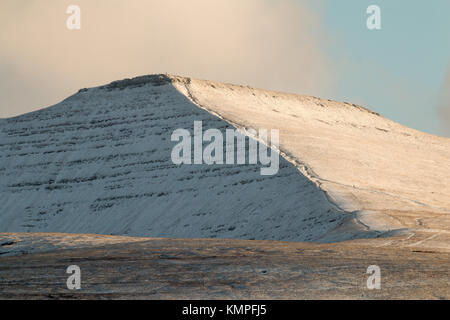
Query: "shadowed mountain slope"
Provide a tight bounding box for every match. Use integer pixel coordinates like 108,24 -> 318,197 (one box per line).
1,75 -> 362,242
1,74 -> 449,248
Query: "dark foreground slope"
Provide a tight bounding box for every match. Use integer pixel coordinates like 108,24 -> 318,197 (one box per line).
0,233 -> 448,299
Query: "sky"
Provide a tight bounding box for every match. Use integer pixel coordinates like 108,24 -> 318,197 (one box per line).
309,0 -> 450,136
0,0 -> 449,137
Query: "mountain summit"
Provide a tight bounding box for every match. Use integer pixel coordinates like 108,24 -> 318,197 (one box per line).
1,74 -> 449,249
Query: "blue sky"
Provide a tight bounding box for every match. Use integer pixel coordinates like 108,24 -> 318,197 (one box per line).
306,0 -> 450,136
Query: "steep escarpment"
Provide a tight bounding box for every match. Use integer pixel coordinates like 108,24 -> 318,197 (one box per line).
0,75 -> 364,242
169,75 -> 450,249
1,74 -> 449,248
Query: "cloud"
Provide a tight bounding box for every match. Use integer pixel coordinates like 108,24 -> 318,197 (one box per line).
437,68 -> 450,135
0,0 -> 333,117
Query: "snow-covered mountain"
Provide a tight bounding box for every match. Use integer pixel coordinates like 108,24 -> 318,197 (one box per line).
1,74 -> 449,246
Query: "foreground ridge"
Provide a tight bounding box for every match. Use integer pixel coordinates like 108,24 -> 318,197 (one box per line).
0,232 -> 448,299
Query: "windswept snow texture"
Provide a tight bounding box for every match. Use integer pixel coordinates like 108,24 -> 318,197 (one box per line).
2,74 -> 449,246
0,75 -> 356,242
171,75 -> 450,248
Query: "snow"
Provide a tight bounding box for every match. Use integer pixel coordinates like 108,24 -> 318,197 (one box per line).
0,232 -> 149,257
172,76 -> 450,242
0,74 -> 449,247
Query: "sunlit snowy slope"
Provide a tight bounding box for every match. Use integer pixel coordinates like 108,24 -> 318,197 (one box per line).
1,75 -> 449,246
